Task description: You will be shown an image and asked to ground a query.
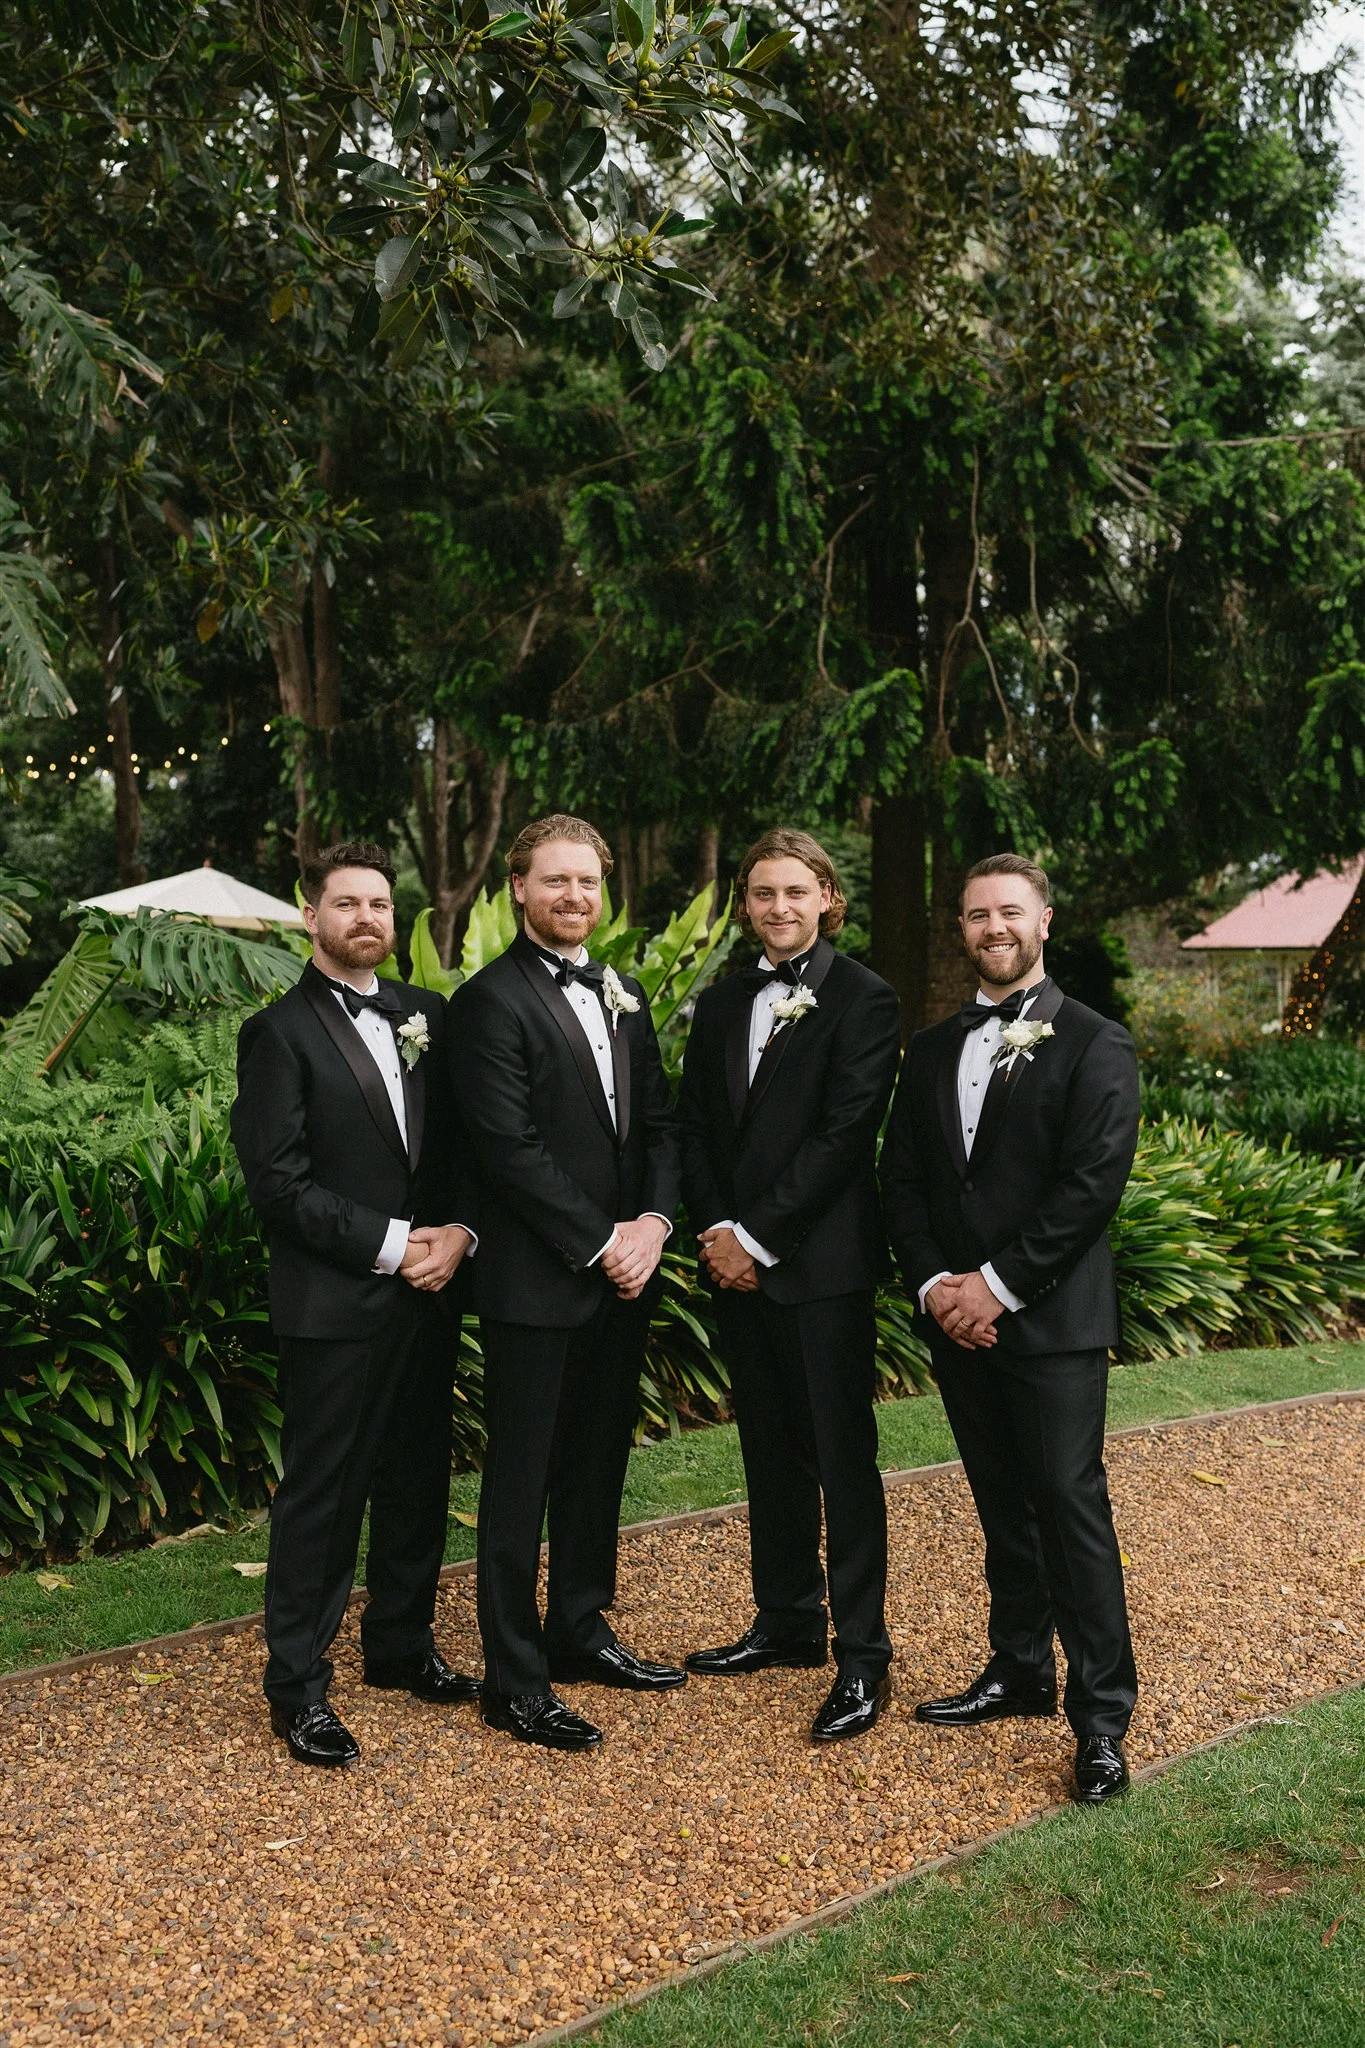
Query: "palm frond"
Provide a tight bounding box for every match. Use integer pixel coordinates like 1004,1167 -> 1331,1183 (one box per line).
0,232 -> 164,425
0,543 -> 72,718
0,865 -> 43,968
81,906 -> 305,1008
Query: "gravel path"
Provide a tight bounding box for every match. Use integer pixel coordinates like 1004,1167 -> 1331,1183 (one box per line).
3,1399 -> 1363,2048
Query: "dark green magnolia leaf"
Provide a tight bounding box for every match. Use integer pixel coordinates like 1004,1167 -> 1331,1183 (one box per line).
603,275 -> 638,318
391,78 -> 424,140
726,10 -> 747,62
637,0 -> 656,52
552,275 -> 592,317
306,115 -> 343,168
615,0 -> 644,50
341,2 -> 370,86
390,294 -> 435,369
738,28 -> 794,69
484,8 -> 533,36
639,339 -> 667,370
657,263 -> 714,297
325,204 -> 391,235
375,234 -> 423,300
356,161 -> 427,202
435,291 -> 471,368
560,124 -> 607,185
605,160 -> 631,223
660,214 -> 710,236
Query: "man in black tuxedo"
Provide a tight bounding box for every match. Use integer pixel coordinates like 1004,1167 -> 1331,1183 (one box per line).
446,814 -> 684,1752
881,852 -> 1140,1804
231,840 -> 479,1768
679,828 -> 901,1742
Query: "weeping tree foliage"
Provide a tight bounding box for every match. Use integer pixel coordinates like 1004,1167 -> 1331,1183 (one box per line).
426,0 -> 1365,1020
0,0 -> 790,897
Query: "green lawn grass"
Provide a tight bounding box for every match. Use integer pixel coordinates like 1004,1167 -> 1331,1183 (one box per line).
1,1338 -> 1360,1676
587,1684 -> 1365,2048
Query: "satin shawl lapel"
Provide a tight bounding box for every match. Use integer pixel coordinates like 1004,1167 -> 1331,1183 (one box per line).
608,1010 -> 631,1149
743,937 -> 837,1125
401,1038 -> 426,1171
724,985 -> 751,1129
300,965 -> 409,1168
511,937 -> 618,1148
936,1027 -> 971,1182
968,979 -> 1066,1172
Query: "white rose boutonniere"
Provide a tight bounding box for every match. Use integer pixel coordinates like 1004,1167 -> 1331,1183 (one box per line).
993,1017 -> 1054,1068
601,965 -> 641,1035
771,983 -> 818,1032
396,1012 -> 431,1070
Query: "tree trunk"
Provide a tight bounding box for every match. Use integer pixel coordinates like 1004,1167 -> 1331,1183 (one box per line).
265,602 -> 319,863
693,822 -> 720,902
411,721 -> 510,965
920,481 -> 982,1022
1282,870 -> 1364,1037
865,514 -> 925,1028
95,540 -> 145,885
871,791 -> 926,1035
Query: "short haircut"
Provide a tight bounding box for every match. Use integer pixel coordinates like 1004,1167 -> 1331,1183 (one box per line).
506,814 -> 613,921
735,827 -> 847,939
300,839 -> 397,906
961,852 -> 1051,908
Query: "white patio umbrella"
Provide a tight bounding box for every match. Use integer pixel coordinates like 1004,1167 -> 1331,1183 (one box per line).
80,863 -> 307,932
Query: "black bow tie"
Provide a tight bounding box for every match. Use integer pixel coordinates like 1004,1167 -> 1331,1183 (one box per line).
959,985 -> 1042,1032
530,942 -> 604,990
738,956 -> 809,997
330,977 -> 403,1022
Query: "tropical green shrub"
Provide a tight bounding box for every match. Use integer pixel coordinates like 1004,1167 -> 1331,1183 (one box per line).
1142,1039 -> 1365,1161
2,884 -> 1362,1563
0,1090 -> 281,1560
1114,1120 -> 1365,1357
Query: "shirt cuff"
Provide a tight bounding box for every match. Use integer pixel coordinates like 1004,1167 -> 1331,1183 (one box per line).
917,1270 -> 952,1314
981,1260 -> 1025,1315
733,1221 -> 778,1269
452,1224 -> 478,1258
640,1211 -> 673,1241
374,1218 -> 411,1276
587,1230 -> 620,1269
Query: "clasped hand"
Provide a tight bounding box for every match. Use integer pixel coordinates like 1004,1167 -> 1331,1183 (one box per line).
698,1225 -> 759,1292
926,1270 -> 1004,1349
399,1224 -> 473,1292
602,1216 -> 668,1300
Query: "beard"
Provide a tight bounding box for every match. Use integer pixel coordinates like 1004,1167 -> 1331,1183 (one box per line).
322,924 -> 390,969
969,926 -> 1044,987
524,903 -> 599,952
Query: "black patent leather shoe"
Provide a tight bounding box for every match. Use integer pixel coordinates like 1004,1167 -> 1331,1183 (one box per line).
685,1623 -> 828,1676
811,1672 -> 892,1743
481,1689 -> 604,1752
914,1671 -> 1057,1726
270,1700 -> 360,1768
549,1641 -> 688,1691
1073,1734 -> 1129,1804
363,1647 -> 482,1703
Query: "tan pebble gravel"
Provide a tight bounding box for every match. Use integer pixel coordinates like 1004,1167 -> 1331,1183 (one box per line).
1,1400 -> 1363,2046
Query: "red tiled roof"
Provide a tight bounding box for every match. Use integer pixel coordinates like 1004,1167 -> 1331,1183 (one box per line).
1181,856 -> 1365,952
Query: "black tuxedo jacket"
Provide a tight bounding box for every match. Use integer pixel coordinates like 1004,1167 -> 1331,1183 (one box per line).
679,939 -> 901,1307
880,979 -> 1140,1357
445,931 -> 681,1329
231,962 -> 474,1341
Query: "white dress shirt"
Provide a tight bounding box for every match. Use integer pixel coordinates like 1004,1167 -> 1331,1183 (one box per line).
536,948 -> 672,1266
326,977 -> 474,1276
917,983 -> 1041,1318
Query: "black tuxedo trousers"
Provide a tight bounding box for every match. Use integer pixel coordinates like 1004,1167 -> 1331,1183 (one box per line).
477,1294 -> 652,1696
717,1289 -> 892,1680
929,1338 -> 1137,1737
262,1289 -> 456,1709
